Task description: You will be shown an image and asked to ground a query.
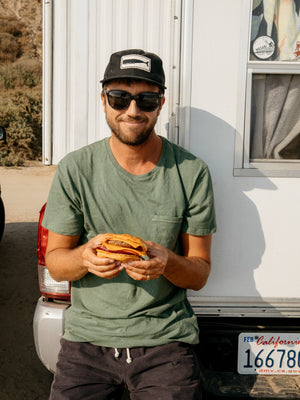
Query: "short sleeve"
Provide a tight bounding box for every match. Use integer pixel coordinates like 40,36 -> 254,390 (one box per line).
182,165 -> 216,236
42,158 -> 84,236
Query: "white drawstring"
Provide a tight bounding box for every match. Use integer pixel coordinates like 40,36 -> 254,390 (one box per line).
126,348 -> 132,364
114,348 -> 132,363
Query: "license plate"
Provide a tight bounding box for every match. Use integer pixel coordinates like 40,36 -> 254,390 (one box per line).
238,333 -> 300,375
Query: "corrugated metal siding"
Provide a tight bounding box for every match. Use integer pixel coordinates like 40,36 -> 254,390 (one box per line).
50,0 -> 182,164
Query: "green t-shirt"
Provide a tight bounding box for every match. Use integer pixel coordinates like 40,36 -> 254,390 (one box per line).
43,136 -> 216,348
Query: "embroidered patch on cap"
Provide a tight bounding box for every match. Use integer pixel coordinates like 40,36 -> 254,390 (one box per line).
120,54 -> 151,72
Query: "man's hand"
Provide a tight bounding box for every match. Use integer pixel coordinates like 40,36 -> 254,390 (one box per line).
82,234 -> 123,279
124,241 -> 169,281
124,233 -> 212,291
45,231 -> 123,282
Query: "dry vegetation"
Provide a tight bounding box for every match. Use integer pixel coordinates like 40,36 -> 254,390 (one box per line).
0,0 -> 42,166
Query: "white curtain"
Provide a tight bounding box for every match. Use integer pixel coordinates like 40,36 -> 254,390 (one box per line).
250,74 -> 300,159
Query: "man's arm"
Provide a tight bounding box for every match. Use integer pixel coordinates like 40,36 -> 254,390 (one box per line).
125,232 -> 212,291
163,233 -> 211,290
45,231 -> 123,282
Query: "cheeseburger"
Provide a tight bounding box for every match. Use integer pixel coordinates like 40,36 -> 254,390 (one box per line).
96,233 -> 147,262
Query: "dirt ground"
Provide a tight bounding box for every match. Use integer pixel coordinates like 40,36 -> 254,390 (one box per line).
0,164 -> 56,400
0,163 -> 57,223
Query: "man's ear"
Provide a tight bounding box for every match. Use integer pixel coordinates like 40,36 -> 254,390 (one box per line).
157,96 -> 165,116
101,91 -> 105,105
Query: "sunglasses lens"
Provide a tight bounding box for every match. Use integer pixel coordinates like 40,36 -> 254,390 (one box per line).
107,91 -> 131,110
136,93 -> 161,112
106,90 -> 161,112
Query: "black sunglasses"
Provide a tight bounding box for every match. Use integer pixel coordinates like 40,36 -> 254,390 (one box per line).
104,90 -> 163,112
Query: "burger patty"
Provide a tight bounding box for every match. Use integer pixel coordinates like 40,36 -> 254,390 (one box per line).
107,240 -> 133,249
107,239 -> 144,252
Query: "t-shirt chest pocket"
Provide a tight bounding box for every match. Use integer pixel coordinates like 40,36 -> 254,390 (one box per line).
151,215 -> 183,250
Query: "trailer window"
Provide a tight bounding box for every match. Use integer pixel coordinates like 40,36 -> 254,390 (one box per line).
250,0 -> 300,62
250,74 -> 300,160
235,0 -> 300,176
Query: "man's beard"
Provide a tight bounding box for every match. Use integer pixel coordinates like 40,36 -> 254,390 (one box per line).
106,115 -> 156,146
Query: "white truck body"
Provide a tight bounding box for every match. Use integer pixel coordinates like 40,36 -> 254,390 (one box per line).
38,0 -> 300,397
43,0 -> 300,313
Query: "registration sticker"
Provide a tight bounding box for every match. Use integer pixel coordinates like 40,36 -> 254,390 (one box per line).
238,333 -> 300,375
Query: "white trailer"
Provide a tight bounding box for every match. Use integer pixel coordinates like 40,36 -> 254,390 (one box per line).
39,0 -> 300,398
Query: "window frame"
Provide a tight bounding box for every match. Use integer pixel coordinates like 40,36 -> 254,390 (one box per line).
234,0 -> 300,177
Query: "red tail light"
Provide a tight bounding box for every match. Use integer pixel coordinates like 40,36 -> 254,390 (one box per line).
37,203 -> 48,266
37,203 -> 71,301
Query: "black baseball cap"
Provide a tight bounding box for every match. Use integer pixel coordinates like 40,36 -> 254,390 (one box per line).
101,49 -> 166,90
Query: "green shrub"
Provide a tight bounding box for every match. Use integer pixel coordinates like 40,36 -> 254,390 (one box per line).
0,8 -> 43,166
0,60 -> 42,90
0,16 -> 23,37
0,32 -> 22,62
0,90 -> 42,166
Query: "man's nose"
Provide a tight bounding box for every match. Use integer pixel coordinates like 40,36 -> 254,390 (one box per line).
126,99 -> 142,116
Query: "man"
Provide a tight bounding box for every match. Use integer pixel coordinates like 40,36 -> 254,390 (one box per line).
43,49 -> 216,400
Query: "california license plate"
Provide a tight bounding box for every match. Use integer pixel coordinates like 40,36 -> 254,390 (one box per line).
238,333 -> 300,375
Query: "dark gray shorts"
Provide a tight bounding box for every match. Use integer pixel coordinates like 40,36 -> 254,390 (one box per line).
49,338 -> 202,400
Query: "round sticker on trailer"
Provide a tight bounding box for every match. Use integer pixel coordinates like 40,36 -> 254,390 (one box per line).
252,36 -> 276,60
